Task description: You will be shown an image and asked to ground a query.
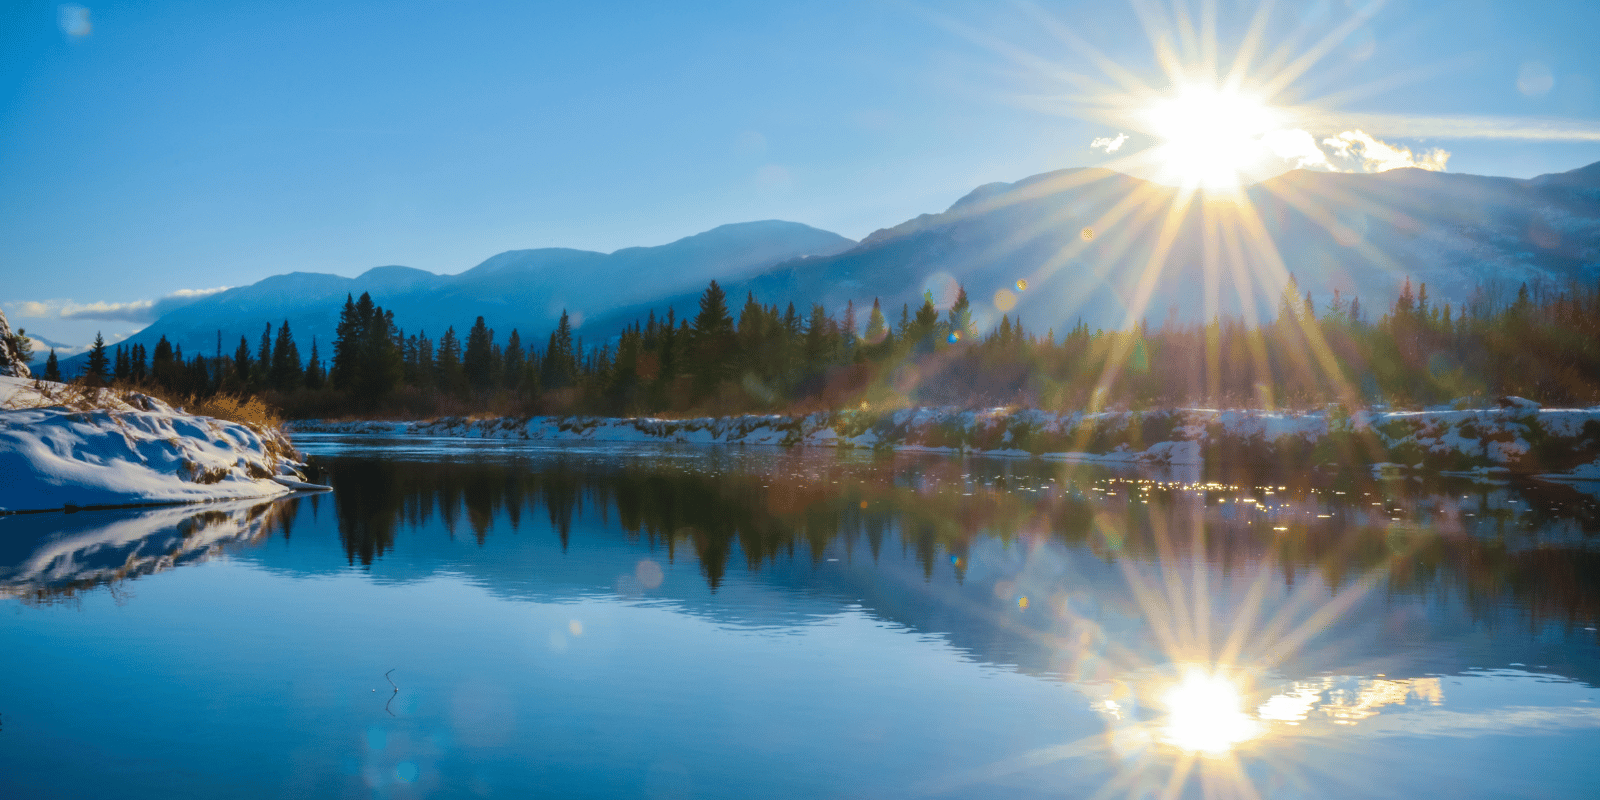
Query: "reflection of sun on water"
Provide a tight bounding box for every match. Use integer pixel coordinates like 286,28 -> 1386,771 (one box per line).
1161,667 -> 1262,755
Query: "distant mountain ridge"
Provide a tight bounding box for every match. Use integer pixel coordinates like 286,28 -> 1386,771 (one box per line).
581,160 -> 1600,341
59,160 -> 1600,370
61,220 -> 854,369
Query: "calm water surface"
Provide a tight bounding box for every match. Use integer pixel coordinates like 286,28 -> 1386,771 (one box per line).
4,436 -> 1600,799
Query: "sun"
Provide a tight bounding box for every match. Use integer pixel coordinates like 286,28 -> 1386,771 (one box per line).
1143,83 -> 1284,192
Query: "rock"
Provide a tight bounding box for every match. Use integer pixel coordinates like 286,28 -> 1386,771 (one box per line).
1497,396 -> 1541,412
0,308 -> 31,379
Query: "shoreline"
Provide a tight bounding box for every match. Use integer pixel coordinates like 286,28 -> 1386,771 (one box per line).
286,402 -> 1600,483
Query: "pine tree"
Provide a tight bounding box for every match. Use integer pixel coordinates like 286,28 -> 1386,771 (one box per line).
84,332 -> 110,384
910,297 -> 940,353
842,299 -> 858,358
130,344 -> 146,382
1279,273 -> 1304,323
690,280 -> 734,395
542,311 -> 576,391
304,337 -> 324,389
436,327 -> 464,393
256,323 -> 272,384
948,286 -> 972,337
331,294 -> 360,390
464,316 -> 495,392
864,298 -> 888,347
269,320 -> 302,391
503,330 -> 525,392
44,349 -> 61,382
234,336 -> 252,383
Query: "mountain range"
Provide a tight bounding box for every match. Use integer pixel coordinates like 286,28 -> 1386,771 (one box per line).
57,160 -> 1600,369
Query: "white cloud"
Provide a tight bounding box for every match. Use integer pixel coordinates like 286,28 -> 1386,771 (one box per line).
1090,133 -> 1129,153
1262,129 -> 1333,170
1322,130 -> 1449,172
6,286 -> 232,324
12,301 -> 57,318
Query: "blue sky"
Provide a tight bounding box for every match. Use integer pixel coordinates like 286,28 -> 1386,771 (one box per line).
4,0 -> 1599,351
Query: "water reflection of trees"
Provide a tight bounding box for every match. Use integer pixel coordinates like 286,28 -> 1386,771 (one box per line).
324,453 -> 1600,626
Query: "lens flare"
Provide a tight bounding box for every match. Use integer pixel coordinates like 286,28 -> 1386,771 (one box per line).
1015,279 -> 1028,291
1145,84 -> 1281,191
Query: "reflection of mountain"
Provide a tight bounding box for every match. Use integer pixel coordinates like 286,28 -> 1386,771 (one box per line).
0,498 -> 298,602
253,443 -> 1600,685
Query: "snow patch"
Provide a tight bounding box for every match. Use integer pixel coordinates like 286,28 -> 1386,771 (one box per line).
1,376 -> 309,513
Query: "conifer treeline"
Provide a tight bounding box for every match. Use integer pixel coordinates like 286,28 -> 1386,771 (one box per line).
76,275 -> 1600,415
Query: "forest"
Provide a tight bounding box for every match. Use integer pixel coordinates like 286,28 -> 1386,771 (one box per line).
57,275 -> 1600,419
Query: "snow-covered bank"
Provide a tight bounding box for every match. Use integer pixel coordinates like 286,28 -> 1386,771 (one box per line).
288,401 -> 1600,480
1,376 -> 317,513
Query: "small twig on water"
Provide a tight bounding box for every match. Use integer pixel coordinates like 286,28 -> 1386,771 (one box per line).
384,669 -> 399,716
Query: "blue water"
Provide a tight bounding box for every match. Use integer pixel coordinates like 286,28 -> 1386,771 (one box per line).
3,436 -> 1599,798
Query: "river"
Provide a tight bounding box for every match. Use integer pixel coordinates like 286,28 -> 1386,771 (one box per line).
3,435 -> 1599,798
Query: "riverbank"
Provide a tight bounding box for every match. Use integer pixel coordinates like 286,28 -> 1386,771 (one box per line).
287,400 -> 1600,481
0,376 -> 319,514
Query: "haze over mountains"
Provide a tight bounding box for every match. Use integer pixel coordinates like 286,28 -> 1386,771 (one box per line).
57,161 -> 1600,369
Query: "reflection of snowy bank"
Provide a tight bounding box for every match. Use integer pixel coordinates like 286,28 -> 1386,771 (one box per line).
0,497 -> 297,601
1,376 -> 314,513
288,401 -> 1600,480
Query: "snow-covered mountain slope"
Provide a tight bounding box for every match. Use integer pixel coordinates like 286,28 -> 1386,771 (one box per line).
0,377 -> 316,513
582,161 -> 1600,340
63,220 -> 854,371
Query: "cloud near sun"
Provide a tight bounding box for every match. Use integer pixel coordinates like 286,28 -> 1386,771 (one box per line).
1097,126 -> 1450,177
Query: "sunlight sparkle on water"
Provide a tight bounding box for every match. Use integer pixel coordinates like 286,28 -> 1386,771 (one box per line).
1161,668 -> 1262,755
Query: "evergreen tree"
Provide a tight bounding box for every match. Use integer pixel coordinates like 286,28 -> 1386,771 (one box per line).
910,298 -> 940,353
269,320 -> 302,391
114,345 -> 130,381
304,337 -> 325,390
503,330 -> 525,392
84,332 -> 110,384
256,323 -> 272,384
43,349 -> 61,382
690,280 -> 734,395
6,327 -> 32,366
464,316 -> 495,392
130,344 -> 146,382
233,336 -> 252,383
948,285 -> 972,338
541,311 -> 576,391
842,299 -> 858,356
330,292 -> 402,403
436,327 -> 465,394
864,298 -> 888,346
331,294 -> 360,390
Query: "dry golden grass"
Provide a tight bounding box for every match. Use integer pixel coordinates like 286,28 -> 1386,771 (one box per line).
184,392 -> 283,431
